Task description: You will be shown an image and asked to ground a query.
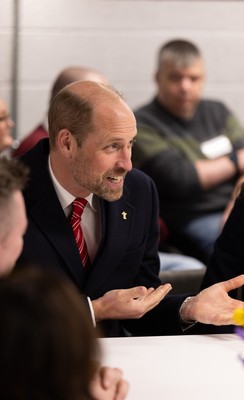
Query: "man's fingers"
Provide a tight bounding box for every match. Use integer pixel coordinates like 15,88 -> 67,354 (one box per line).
222,274 -> 244,292
130,286 -> 149,299
153,283 -> 172,300
115,378 -> 129,400
132,284 -> 171,301
154,283 -> 172,297
128,284 -> 172,317
140,284 -> 172,308
100,366 -> 123,389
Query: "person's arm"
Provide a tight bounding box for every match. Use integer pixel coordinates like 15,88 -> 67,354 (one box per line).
195,148 -> 244,191
134,129 -> 238,198
194,105 -> 244,190
133,128 -> 201,199
194,156 -> 237,190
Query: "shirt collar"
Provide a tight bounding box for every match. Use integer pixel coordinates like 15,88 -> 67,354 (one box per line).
48,156 -> 97,216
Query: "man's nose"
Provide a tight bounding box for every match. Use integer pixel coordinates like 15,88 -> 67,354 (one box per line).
180,78 -> 192,92
117,148 -> 133,171
7,117 -> 14,128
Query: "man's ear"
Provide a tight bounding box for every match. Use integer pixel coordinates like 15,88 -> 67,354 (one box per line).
155,70 -> 160,84
57,129 -> 76,158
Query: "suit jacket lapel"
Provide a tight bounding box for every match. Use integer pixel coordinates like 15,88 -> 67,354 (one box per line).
29,190 -> 87,286
24,143 -> 86,286
85,196 -> 134,296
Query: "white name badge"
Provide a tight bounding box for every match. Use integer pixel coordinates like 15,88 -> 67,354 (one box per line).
200,135 -> 233,159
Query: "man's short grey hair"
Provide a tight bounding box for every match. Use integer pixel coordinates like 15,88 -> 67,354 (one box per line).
157,39 -> 202,70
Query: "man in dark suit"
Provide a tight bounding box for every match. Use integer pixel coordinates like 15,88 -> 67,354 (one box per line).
17,80 -> 244,337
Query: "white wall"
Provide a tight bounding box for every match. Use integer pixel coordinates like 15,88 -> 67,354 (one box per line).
1,0 -> 244,140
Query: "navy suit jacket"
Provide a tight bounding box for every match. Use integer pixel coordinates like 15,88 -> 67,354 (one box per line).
17,139 -> 189,337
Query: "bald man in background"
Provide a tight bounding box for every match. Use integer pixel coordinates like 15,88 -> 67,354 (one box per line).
13,66 -> 108,157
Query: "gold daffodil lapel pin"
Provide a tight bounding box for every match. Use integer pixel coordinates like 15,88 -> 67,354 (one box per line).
122,211 -> 127,220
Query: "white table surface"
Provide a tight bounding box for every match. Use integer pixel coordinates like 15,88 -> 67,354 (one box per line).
99,334 -> 244,400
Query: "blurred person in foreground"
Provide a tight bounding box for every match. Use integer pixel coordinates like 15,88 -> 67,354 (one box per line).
16,79 -> 244,337
133,39 -> 244,264
0,267 -> 128,400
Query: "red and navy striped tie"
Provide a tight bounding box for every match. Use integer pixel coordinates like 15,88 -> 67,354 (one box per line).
70,198 -> 90,268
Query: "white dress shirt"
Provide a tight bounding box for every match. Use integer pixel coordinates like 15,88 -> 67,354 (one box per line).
48,157 -> 101,262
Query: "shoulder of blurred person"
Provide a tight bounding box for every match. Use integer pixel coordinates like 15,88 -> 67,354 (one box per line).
12,123 -> 48,157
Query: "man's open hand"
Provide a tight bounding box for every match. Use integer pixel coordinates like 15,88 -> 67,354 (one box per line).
180,274 -> 244,325
92,284 -> 172,322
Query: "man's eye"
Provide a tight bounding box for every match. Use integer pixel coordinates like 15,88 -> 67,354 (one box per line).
0,115 -> 9,122
105,143 -> 119,151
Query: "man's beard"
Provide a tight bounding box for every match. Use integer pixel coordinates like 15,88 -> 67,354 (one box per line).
71,158 -> 126,202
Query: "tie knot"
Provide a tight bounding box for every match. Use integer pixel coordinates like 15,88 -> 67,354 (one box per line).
72,198 -> 87,219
